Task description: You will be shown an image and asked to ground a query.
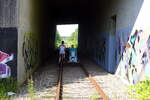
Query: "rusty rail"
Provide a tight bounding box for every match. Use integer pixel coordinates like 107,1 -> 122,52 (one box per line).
80,64 -> 109,100
56,66 -> 63,100
56,62 -> 109,100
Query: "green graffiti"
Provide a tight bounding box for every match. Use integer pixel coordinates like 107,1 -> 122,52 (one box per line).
22,32 -> 39,72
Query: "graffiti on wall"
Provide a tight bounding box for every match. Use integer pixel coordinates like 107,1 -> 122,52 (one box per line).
116,29 -> 150,84
22,33 -> 39,72
0,28 -> 18,78
115,27 -> 133,66
0,51 -> 14,78
117,32 -> 130,65
95,38 -> 106,65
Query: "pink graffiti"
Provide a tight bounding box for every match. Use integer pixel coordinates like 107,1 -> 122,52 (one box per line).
0,51 -> 14,64
0,51 -> 9,62
0,51 -> 13,78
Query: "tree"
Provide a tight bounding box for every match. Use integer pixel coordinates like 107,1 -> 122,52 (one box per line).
55,30 -> 62,48
66,28 -> 78,48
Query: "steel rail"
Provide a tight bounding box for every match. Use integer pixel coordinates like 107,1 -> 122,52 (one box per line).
80,64 -> 109,100
56,62 -> 109,100
56,65 -> 63,100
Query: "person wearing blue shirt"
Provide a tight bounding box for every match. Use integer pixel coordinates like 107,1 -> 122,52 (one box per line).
69,45 -> 77,62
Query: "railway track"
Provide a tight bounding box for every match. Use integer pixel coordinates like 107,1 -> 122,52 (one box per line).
56,63 -> 109,100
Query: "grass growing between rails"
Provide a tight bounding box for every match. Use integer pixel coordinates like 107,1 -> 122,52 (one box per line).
126,77 -> 150,100
0,77 -> 17,100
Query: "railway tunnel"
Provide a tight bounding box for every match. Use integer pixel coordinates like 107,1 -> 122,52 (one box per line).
1,0 -> 150,88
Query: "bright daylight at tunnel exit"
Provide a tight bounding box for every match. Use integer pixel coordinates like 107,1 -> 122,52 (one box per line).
55,24 -> 78,48
1,0 -> 150,100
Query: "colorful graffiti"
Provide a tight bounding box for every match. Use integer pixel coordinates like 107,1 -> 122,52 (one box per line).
22,33 -> 39,72
116,29 -> 150,84
117,33 -> 130,65
0,28 -> 17,78
0,51 -> 14,78
95,38 -> 106,65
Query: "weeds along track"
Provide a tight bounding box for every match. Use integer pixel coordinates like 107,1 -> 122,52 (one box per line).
56,63 -> 109,100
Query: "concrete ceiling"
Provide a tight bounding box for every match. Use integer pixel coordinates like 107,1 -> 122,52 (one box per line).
41,0 -> 105,24
44,0 -> 90,8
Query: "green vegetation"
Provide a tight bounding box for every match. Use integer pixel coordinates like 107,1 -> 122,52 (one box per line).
28,76 -> 34,100
89,93 -> 100,100
0,77 -> 35,100
0,77 -> 17,100
66,28 -> 78,48
55,30 -> 63,48
126,77 -> 150,100
55,28 -> 78,48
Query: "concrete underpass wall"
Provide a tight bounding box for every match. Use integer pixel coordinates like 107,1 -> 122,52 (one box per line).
78,23 -> 89,55
115,0 -> 150,84
94,0 -> 144,73
85,22 -> 110,73
85,0 -> 146,77
43,23 -> 56,59
101,0 -> 144,73
17,0 -> 42,84
0,0 -> 18,78
87,0 -> 150,84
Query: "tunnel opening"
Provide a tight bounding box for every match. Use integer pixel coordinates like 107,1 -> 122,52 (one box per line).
55,24 -> 79,49
38,0 -> 150,86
